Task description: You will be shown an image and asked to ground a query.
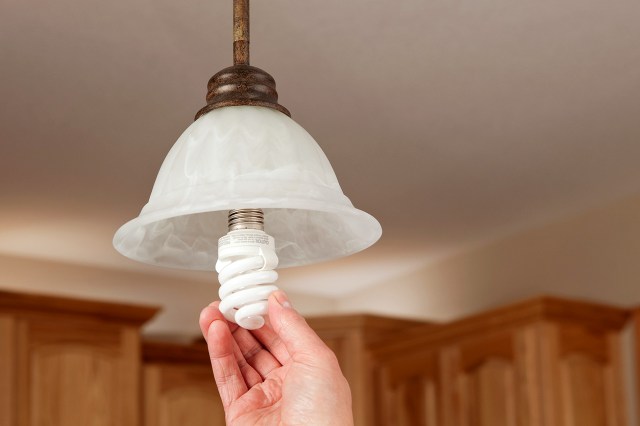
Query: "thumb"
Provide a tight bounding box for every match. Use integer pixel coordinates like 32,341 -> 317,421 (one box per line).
267,290 -> 329,360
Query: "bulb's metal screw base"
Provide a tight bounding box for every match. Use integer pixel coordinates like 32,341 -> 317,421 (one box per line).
228,209 -> 265,231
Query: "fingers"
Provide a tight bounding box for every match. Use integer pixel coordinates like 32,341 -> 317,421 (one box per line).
249,316 -> 291,365
200,305 -> 262,388
231,326 -> 282,378
201,302 -> 282,380
207,301 -> 282,378
267,290 -> 333,364
205,319 -> 248,410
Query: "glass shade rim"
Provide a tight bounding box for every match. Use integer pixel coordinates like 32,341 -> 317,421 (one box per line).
113,199 -> 382,270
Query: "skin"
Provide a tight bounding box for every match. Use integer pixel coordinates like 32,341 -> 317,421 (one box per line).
199,290 -> 354,426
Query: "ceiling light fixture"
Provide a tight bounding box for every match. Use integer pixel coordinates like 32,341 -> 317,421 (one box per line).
113,0 -> 381,329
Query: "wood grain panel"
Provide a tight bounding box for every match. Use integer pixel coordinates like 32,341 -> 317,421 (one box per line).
120,327 -> 141,426
455,332 -> 519,426
462,358 -> 517,426
559,354 -> 607,426
392,375 -> 438,426
555,331 -> 626,426
30,345 -> 117,426
541,322 -> 627,426
0,316 -> 15,426
376,349 -> 440,426
159,388 -> 220,426
514,326 -> 542,426
143,364 -> 224,426
605,334 -> 627,426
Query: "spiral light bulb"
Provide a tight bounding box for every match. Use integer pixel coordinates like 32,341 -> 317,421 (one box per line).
215,209 -> 279,329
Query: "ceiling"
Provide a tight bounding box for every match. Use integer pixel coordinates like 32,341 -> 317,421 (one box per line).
2,0 -> 640,297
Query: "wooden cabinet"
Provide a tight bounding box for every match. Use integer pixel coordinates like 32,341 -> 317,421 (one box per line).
142,341 -> 225,426
0,290 -> 158,426
307,314 -> 428,426
0,291 -> 633,426
372,297 -> 630,426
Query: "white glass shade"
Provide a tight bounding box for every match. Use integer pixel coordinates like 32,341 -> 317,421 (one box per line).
113,106 -> 381,270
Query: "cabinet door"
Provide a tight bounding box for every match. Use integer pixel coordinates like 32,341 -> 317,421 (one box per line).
440,328 -> 540,426
16,318 -> 140,426
540,324 -> 626,426
316,330 -> 372,426
376,351 -> 440,426
0,316 -> 16,426
143,363 -> 225,426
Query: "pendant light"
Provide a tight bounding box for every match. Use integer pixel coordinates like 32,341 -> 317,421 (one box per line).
113,0 -> 381,329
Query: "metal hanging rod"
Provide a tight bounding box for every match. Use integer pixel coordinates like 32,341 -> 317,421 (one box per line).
233,0 -> 250,65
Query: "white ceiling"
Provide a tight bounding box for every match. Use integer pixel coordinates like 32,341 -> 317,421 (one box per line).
2,0 -> 640,297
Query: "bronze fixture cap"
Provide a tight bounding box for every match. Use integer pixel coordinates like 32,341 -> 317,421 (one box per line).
195,65 -> 290,120
194,0 -> 290,120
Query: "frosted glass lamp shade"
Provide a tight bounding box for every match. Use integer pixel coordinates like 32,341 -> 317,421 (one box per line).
113,106 -> 381,270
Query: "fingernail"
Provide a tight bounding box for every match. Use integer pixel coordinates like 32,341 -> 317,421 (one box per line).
274,290 -> 291,308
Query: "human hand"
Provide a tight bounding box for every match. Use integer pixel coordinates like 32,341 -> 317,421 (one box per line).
199,290 -> 354,426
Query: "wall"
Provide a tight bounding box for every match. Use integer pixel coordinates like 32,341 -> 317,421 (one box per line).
0,254 -> 336,338
338,194 -> 640,320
